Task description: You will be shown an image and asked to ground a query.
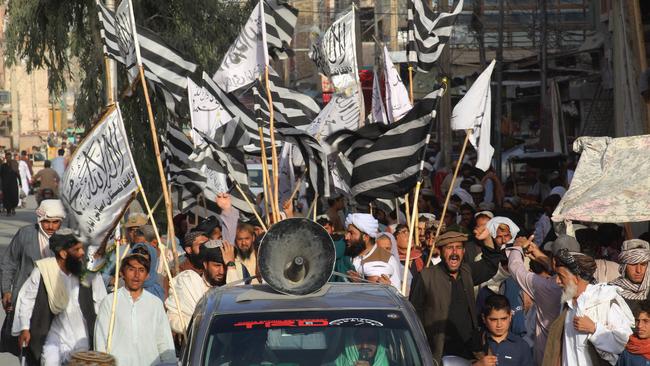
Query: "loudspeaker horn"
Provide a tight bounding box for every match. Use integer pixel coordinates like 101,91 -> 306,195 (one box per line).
258,218 -> 336,295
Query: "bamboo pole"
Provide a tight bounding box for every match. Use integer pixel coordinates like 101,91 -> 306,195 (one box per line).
408,66 -> 414,104
137,185 -> 186,333
264,66 -> 281,223
401,181 -> 421,296
104,57 -> 114,105
105,233 -> 121,353
312,194 -> 319,221
233,183 -> 268,232
258,127 -> 272,226
404,194 -> 411,230
137,65 -> 180,273
288,168 -> 308,204
425,131 -> 472,267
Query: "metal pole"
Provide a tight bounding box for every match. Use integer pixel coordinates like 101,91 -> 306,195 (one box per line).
494,0 -> 504,179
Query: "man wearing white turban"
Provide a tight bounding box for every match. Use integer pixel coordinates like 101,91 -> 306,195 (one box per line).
344,214 -> 401,290
0,199 -> 66,355
484,216 -> 520,248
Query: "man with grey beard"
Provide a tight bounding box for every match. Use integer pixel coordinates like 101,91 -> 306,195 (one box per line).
543,248 -> 634,366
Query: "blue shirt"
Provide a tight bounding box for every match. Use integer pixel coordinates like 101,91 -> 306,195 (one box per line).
485,332 -> 532,366
617,350 -> 650,366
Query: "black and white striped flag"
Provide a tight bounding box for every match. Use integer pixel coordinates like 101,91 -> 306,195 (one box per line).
96,0 -> 198,115
326,88 -> 443,203
256,73 -> 321,130
161,122 -> 193,184
253,85 -> 330,198
407,0 -> 463,72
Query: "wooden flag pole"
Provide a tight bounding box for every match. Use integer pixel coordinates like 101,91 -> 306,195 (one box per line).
258,127 -> 272,226
137,65 -> 180,273
264,66 -> 281,224
313,194 -> 319,221
105,233 -> 121,353
408,66 -> 414,104
425,130 -> 472,267
104,57 -> 115,105
137,185 -> 186,333
404,193 -> 411,230
413,201 -> 419,247
401,180 -> 421,296
287,168 -> 308,204
232,183 -> 268,232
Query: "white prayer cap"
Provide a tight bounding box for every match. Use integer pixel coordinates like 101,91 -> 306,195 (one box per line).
345,213 -> 379,238
478,202 -> 495,211
36,199 -> 66,222
451,188 -> 474,207
486,216 -> 520,243
363,261 -> 394,277
474,210 -> 494,219
469,184 -> 484,193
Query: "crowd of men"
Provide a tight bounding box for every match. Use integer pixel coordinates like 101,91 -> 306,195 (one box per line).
1,156 -> 650,366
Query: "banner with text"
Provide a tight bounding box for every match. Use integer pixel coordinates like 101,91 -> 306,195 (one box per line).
61,105 -> 138,245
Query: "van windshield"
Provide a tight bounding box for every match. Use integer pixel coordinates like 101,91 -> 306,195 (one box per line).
202,310 -> 424,366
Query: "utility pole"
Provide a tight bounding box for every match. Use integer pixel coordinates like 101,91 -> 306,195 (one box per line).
539,0 -> 548,149
494,0 -> 504,179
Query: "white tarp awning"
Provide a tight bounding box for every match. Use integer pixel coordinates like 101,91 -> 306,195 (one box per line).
552,135 -> 650,223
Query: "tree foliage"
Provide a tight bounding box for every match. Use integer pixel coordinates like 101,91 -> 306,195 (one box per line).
4,0 -> 251,221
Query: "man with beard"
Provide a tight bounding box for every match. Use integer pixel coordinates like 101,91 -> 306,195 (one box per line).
610,239 -> 650,315
179,231 -> 210,274
235,223 -> 257,279
165,241 -> 243,334
543,248 -> 634,366
0,199 -> 65,355
95,253 -> 175,365
12,230 -> 107,365
344,213 -> 401,290
409,231 -> 503,364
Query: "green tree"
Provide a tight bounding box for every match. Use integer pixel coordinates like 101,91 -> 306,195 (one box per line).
5,0 -> 251,224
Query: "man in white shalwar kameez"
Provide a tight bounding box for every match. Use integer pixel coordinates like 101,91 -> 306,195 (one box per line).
13,230 -> 107,365
543,248 -> 634,366
94,253 -> 176,366
165,241 -> 245,334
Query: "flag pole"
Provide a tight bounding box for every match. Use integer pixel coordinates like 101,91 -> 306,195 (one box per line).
136,184 -> 186,333
404,193 -> 411,230
258,126 -> 272,226
401,180 -> 421,296
232,182 -> 268,232
105,230 -> 122,353
104,57 -> 115,105
288,168 -> 308,203
425,130 -> 471,267
265,66 -> 281,223
408,66 -> 414,104
137,65 -> 180,273
313,193 -> 319,221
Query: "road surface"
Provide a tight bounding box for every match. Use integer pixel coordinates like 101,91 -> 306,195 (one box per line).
0,195 -> 37,365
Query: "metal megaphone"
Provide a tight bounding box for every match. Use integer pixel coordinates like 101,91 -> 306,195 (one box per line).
257,218 -> 336,295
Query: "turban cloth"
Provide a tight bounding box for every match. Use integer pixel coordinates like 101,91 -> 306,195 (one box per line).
486,217 -> 520,244
36,199 -> 66,222
345,214 -> 379,238
611,240 -> 650,300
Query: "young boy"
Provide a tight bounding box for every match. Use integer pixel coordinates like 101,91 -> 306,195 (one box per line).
473,294 -> 532,366
617,300 -> 650,365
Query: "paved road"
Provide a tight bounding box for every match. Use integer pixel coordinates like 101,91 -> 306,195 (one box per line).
0,196 -> 37,365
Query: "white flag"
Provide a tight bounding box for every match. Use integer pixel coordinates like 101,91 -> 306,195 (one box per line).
115,0 -> 140,83
370,71 -> 388,124
213,1 -> 268,93
451,59 -> 496,172
383,46 -> 412,123
61,105 -> 139,245
309,8 -> 360,93
188,77 -> 232,146
307,91 -> 361,153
